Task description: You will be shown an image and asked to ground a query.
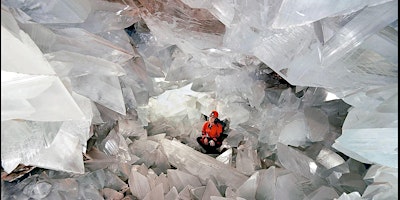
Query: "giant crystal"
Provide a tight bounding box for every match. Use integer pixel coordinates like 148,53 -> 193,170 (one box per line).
1,0 -> 398,199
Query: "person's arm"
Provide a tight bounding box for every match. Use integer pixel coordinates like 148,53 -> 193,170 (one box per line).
202,122 -> 208,138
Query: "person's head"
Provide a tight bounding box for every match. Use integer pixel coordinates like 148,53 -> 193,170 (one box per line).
209,110 -> 218,123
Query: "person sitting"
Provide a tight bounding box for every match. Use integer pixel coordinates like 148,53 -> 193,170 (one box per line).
197,110 -> 224,153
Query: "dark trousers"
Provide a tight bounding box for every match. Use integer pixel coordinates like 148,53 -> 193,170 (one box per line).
196,134 -> 227,153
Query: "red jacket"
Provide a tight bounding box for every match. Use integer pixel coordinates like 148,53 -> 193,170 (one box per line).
202,121 -> 223,139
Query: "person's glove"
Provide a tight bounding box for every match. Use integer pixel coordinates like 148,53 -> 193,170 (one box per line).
209,140 -> 215,146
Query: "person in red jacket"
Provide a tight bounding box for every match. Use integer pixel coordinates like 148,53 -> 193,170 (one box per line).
197,110 -> 224,153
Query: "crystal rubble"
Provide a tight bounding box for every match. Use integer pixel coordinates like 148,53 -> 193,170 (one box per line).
128,170 -> 151,199
178,185 -> 195,200
99,128 -> 132,163
2,0 -> 92,24
361,165 -> 398,199
135,1 -> 397,177
1,0 -> 398,199
254,167 -> 286,200
275,141 -> 375,196
2,168 -> 129,199
1,120 -> 85,174
128,139 -> 171,175
202,179 -> 223,199
277,142 -> 324,180
215,148 -> 233,165
332,84 -> 398,168
100,188 -> 124,200
0,164 -> 36,182
304,107 -> 330,142
336,192 -> 363,200
303,185 -> 340,200
143,183 -> 164,200
83,147 -> 121,172
164,186 -> 179,200
190,186 -> 206,200
235,142 -> 261,176
236,171 -> 259,200
3,148 -> 391,199
1,0 -> 134,174
167,169 -> 203,193
160,138 -> 248,190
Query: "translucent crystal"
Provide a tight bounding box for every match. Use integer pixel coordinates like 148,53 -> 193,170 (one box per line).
160,139 -> 248,190
2,0 -> 91,24
128,170 -> 151,199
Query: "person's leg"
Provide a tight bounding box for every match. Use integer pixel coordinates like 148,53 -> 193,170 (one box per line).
214,134 -> 227,149
197,137 -> 220,153
197,137 -> 211,151
203,137 -> 220,153
197,137 -> 203,145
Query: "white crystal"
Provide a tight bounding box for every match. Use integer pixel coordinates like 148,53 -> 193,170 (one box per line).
2,0 -> 91,24
160,139 -> 248,190
129,170 -> 151,199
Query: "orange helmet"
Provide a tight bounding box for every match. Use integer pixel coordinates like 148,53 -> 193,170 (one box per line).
210,110 -> 218,118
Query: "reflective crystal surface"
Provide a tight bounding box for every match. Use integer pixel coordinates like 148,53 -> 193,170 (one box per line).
1,0 -> 397,199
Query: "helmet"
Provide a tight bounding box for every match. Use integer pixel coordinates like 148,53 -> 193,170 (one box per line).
210,110 -> 218,118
